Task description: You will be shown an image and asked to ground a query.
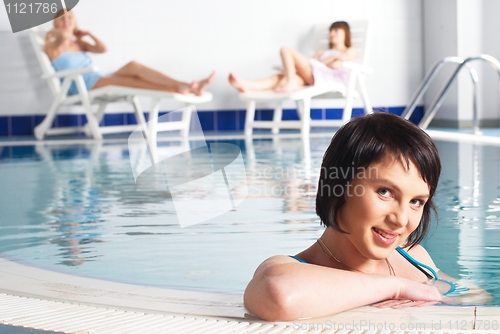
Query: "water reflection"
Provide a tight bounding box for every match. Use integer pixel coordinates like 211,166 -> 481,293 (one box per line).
0,138 -> 498,299
425,141 -> 500,304
244,136 -> 317,216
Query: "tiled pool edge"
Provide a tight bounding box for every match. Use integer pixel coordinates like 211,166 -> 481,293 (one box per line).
1,258 -> 498,333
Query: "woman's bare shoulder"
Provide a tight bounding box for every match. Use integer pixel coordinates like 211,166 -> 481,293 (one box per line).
253,255 -> 299,275
345,47 -> 357,60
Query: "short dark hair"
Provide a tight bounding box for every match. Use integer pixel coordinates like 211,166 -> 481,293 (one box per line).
315,112 -> 441,248
329,21 -> 352,48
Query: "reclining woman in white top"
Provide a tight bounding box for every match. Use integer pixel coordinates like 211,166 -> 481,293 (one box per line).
228,21 -> 355,93
45,10 -> 215,96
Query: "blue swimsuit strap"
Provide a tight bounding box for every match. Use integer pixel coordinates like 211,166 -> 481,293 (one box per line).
395,246 -> 438,279
289,255 -> 308,263
396,246 -> 467,296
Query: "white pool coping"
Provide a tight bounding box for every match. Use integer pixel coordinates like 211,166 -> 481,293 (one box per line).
1,257 -> 499,333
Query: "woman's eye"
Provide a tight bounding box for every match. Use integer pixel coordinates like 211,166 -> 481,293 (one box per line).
377,188 -> 392,198
410,199 -> 424,208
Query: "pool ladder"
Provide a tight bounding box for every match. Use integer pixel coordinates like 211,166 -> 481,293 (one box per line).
401,55 -> 500,134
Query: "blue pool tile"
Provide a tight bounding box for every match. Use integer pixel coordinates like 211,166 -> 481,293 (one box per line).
157,111 -> 169,118
11,116 -> 33,136
155,110 -> 182,123
351,108 -> 365,118
325,108 -> 343,119
389,105 -> 424,125
55,114 -> 79,128
0,116 -> 8,136
197,111 -> 214,132
236,109 -> 246,131
126,113 -> 138,125
409,106 -> 424,124
256,109 -> 274,121
387,106 -> 404,116
170,111 -> 182,122
80,114 -> 87,126
216,110 -> 237,131
373,106 -> 423,125
310,108 -> 323,120
34,115 -> 45,127
102,113 -> 125,127
125,112 -> 148,125
282,109 -> 299,121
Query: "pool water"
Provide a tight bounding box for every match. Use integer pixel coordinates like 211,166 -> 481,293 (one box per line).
0,138 -> 499,305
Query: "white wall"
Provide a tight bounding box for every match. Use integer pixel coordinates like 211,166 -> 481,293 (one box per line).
0,0 -> 424,115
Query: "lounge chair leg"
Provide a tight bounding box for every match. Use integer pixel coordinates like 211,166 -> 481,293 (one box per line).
180,104 -> 193,137
342,73 -> 358,124
358,76 -> 373,114
272,102 -> 283,134
75,76 -> 102,139
34,77 -> 72,140
244,100 -> 256,136
132,96 -> 150,139
297,98 -> 311,136
82,102 -> 107,137
148,98 -> 161,145
95,103 -> 107,124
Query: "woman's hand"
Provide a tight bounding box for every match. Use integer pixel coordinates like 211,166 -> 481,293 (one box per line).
327,59 -> 342,69
75,30 -> 107,53
372,277 -> 450,309
74,30 -> 89,39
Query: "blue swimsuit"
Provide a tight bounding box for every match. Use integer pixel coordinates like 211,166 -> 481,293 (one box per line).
51,52 -> 103,96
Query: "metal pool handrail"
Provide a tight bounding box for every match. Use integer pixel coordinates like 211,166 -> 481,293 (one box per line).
416,55 -> 500,134
402,57 -> 478,129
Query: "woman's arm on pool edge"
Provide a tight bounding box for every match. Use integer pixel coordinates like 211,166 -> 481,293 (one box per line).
243,255 -> 444,321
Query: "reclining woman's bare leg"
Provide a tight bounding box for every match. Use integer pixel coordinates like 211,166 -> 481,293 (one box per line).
93,74 -> 180,92
277,47 -> 314,92
228,48 -> 314,93
228,73 -> 282,92
101,61 -> 215,95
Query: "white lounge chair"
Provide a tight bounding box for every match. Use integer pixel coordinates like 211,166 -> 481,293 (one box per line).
29,29 -> 212,140
240,20 -> 373,136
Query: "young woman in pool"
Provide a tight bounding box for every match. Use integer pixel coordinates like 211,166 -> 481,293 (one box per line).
45,10 -> 215,96
244,112 -> 491,321
228,21 -> 355,93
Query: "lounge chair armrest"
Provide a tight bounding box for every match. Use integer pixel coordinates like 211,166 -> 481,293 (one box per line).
42,66 -> 100,79
341,61 -> 373,74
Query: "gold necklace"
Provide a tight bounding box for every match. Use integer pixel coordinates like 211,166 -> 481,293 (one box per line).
317,238 -> 395,276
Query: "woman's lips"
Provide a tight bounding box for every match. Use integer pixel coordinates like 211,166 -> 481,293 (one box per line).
372,227 -> 398,245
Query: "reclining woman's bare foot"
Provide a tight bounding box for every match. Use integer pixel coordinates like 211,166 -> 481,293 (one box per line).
192,71 -> 216,96
178,81 -> 199,94
228,73 -> 247,93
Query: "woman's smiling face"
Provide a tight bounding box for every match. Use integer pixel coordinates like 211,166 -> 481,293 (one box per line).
329,27 -> 346,48
54,11 -> 76,31
336,154 -> 430,260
